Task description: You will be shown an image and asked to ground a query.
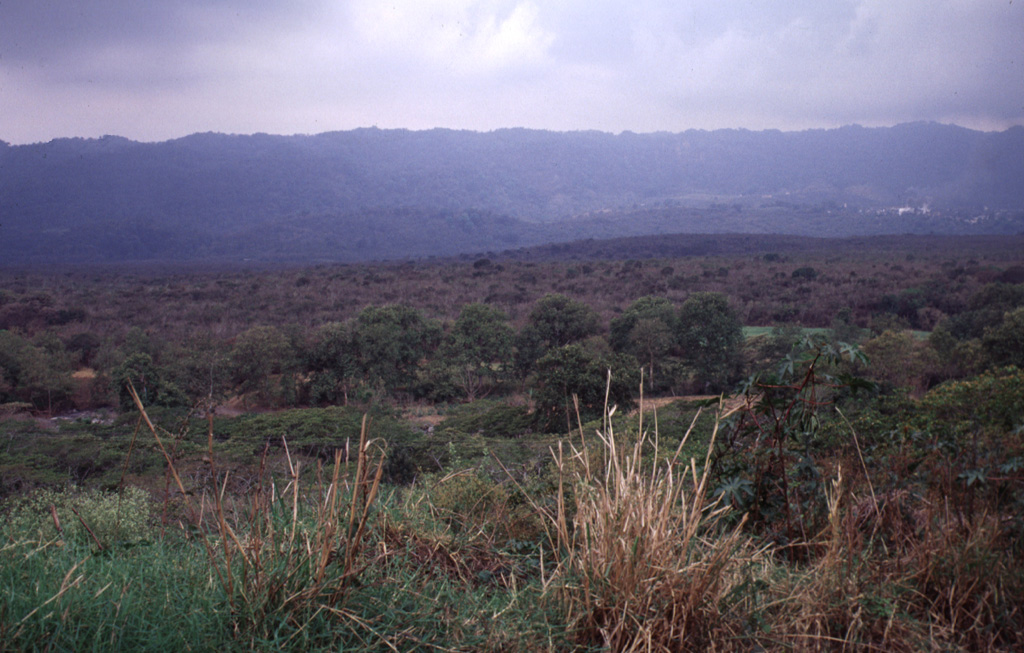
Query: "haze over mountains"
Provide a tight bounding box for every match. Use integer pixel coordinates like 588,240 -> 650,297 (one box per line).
2,122 -> 1022,265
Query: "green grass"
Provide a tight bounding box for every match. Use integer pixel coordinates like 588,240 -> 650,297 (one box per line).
0,483 -> 568,651
0,534 -> 231,651
742,325 -> 931,340
742,325 -> 831,339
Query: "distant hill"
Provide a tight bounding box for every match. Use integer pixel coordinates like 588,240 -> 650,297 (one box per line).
488,232 -> 1024,264
1,124 -> 1022,265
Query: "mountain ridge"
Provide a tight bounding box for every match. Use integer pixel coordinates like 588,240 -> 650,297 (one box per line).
2,123 -> 1022,265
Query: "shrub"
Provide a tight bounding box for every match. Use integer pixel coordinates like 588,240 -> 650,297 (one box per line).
3,485 -> 153,549
916,366 -> 1024,437
430,472 -> 510,536
438,400 -> 534,438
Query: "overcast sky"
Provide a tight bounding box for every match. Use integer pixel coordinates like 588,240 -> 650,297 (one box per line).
2,1 -> 1022,144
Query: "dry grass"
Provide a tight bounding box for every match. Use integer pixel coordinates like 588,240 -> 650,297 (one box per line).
745,468 -> 1024,652
517,381 -> 760,651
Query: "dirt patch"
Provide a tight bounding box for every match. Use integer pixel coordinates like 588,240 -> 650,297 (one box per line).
632,395 -> 748,414
212,395 -> 254,417
404,413 -> 446,430
50,409 -> 116,425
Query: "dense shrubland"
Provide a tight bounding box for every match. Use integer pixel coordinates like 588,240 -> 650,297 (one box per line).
2,236 -> 1024,649
2,236 -> 1023,418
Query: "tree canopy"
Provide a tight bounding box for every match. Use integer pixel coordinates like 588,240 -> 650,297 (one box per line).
351,305 -> 441,395
677,292 -> 743,391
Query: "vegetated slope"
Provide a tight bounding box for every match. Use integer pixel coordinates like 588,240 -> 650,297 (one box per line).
1,123 -> 1023,265
492,232 -> 1024,263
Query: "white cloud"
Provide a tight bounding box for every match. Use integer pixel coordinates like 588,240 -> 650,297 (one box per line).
0,0 -> 1021,142
347,0 -> 553,76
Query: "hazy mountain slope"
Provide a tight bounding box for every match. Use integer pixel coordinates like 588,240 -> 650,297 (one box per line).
1,124 -> 1022,265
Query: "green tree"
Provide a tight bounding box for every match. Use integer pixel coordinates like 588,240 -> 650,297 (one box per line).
307,322 -> 359,405
351,305 -> 441,396
0,332 -> 25,403
829,307 -> 864,345
946,283 -> 1024,341
123,326 -> 156,358
982,306 -> 1024,368
609,296 -> 677,352
163,332 -> 231,404
440,303 -> 514,400
532,343 -> 639,433
676,292 -> 743,391
862,330 -> 938,393
610,296 -> 677,389
0,363 -> 12,401
629,318 -> 674,390
791,266 -> 818,281
0,330 -> 73,413
514,294 -> 600,378
229,326 -> 292,406
66,332 -> 102,367
112,352 -> 186,411
526,293 -> 600,348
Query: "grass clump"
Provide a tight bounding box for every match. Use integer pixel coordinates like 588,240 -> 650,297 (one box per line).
531,393 -> 757,651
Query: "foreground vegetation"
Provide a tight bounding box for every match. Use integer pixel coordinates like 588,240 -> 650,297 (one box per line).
3,350 -> 1023,650
3,237 -> 1024,649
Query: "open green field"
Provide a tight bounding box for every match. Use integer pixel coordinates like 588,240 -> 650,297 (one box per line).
743,325 -> 931,341
743,325 -> 831,338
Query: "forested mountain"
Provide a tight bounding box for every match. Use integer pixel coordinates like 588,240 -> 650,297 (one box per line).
2,123 -> 1023,265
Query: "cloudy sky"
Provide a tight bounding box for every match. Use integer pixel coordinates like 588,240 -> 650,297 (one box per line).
2,1 -> 1022,144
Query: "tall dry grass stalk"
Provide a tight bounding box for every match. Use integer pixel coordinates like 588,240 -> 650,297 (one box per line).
536,381 -> 758,651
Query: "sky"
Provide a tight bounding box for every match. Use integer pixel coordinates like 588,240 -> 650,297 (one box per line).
1,1 -> 1022,144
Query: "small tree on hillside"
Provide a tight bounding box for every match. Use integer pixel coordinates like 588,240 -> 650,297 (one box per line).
164,333 -> 231,404
440,303 -> 514,401
609,296 -> 677,352
113,352 -> 187,411
532,342 -> 639,433
862,330 -> 938,393
229,325 -> 292,407
351,304 -> 441,396
514,293 -> 600,379
307,322 -> 360,405
677,292 -> 743,392
0,330 -> 74,413
982,306 -> 1024,369
610,296 -> 678,390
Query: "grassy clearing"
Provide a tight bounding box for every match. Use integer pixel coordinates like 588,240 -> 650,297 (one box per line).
743,326 -> 831,339
742,325 -> 931,341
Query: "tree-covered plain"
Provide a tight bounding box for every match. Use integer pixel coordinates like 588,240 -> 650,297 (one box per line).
2,233 -> 1023,418
2,233 -> 1024,650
